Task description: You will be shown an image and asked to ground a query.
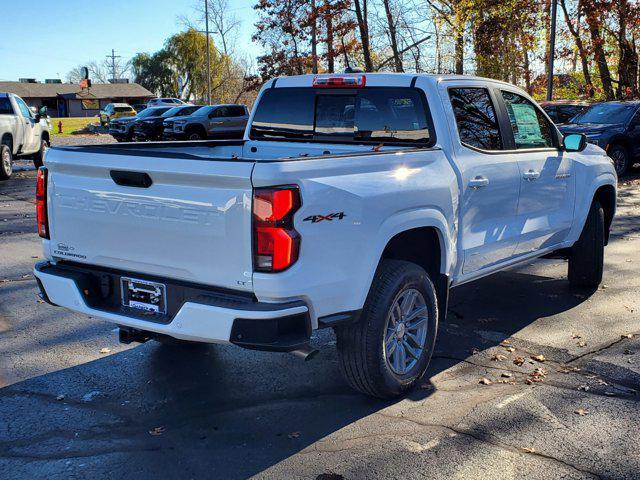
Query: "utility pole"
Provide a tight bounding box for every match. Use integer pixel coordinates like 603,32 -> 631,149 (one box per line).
546,0 -> 558,101
106,49 -> 121,83
204,0 -> 211,105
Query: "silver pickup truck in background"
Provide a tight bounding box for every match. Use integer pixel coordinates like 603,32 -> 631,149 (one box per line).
0,92 -> 52,180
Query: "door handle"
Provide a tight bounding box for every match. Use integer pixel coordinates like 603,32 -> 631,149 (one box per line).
523,170 -> 540,181
468,176 -> 489,189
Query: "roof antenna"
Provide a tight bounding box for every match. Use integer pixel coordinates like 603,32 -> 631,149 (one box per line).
341,38 -> 364,74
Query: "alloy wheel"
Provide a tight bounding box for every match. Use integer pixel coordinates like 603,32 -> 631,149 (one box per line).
2,149 -> 11,176
383,288 -> 429,376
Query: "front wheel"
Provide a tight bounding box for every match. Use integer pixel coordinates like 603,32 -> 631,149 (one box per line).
0,144 -> 13,180
609,144 -> 630,177
186,129 -> 205,141
335,259 -> 439,398
568,201 -> 605,288
32,138 -> 49,169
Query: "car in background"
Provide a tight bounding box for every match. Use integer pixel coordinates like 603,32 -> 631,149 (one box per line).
109,106 -> 171,142
147,98 -> 185,107
99,103 -> 136,126
559,101 -> 640,176
0,92 -> 51,179
131,104 -> 148,114
540,100 -> 589,125
133,104 -> 201,141
161,105 -> 204,139
170,104 -> 249,140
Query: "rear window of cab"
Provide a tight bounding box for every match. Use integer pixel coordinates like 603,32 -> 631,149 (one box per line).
250,87 -> 433,146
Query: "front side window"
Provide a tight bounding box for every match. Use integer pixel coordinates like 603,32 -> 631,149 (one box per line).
501,91 -> 554,149
15,97 -> 33,118
250,87 -> 432,145
448,88 -> 502,150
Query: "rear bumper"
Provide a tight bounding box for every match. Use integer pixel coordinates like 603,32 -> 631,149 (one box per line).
34,261 -> 311,351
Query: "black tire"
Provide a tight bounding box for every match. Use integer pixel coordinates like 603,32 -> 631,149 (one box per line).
0,144 -> 12,180
186,128 -> 205,141
32,138 -> 49,169
609,144 -> 630,177
568,200 -> 605,288
335,259 -> 439,398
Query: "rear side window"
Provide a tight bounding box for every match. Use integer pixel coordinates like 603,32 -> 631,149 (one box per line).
0,98 -> 13,115
114,106 -> 132,112
250,87 -> 432,145
228,106 -> 246,116
448,88 -> 502,150
501,91 -> 554,149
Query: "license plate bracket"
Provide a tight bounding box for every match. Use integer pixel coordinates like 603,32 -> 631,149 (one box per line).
121,277 -> 167,314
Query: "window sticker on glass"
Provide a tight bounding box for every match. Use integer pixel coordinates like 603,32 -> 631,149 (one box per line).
509,103 -> 542,144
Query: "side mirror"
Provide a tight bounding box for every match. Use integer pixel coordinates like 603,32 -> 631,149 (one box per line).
38,106 -> 48,117
563,133 -> 587,152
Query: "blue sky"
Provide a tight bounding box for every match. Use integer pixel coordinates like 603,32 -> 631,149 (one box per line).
0,0 -> 259,81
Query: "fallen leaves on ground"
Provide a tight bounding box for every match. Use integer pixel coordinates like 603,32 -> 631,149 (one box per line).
99,348 -> 111,354
578,385 -> 590,391
559,366 -> 581,374
491,354 -> 507,362
521,447 -> 536,454
574,408 -> 589,416
526,368 -> 547,385
622,333 -> 633,339
577,341 -> 587,348
503,346 -> 516,353
514,356 -> 525,366
479,377 -> 492,385
501,372 -> 513,378
531,355 -> 546,362
149,426 -> 165,436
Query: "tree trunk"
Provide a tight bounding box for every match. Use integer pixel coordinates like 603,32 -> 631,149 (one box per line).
453,7 -> 464,74
560,0 -> 594,97
311,0 -> 318,74
382,0 -> 403,72
586,14 -> 614,100
354,0 -> 374,71
326,9 -> 335,73
523,46 -> 532,93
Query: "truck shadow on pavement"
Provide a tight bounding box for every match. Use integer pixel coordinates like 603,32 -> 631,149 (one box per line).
0,264 -> 601,479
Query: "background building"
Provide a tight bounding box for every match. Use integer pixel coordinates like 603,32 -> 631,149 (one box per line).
0,81 -> 154,117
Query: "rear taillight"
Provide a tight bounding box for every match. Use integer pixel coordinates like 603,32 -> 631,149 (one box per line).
36,167 -> 49,239
253,186 -> 301,272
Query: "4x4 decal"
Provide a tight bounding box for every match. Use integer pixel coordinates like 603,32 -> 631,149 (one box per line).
303,212 -> 346,223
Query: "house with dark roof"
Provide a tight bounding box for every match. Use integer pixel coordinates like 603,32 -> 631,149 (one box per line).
0,81 -> 155,117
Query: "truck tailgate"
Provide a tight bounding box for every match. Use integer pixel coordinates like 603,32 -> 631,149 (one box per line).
45,148 -> 255,292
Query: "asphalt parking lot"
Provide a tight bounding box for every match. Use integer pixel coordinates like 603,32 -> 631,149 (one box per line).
1,145 -> 639,479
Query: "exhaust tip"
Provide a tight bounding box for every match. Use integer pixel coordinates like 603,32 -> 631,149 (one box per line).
290,344 -> 319,361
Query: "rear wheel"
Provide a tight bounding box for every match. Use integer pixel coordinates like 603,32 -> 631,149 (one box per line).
609,144 -> 629,177
568,200 -> 605,289
32,138 -> 49,169
335,259 -> 438,398
0,144 -> 12,180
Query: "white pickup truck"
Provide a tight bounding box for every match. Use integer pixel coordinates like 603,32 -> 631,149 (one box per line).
34,74 -> 617,398
0,92 -> 51,180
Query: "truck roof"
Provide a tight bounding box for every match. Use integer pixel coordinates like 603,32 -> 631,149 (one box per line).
270,73 -> 518,89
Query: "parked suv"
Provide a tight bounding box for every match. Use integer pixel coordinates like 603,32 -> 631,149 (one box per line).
559,101 -> 640,176
147,98 -> 185,107
133,105 -> 200,141
0,92 -> 51,179
540,100 -> 589,125
99,103 -> 136,126
170,104 -> 249,140
109,106 -> 171,142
